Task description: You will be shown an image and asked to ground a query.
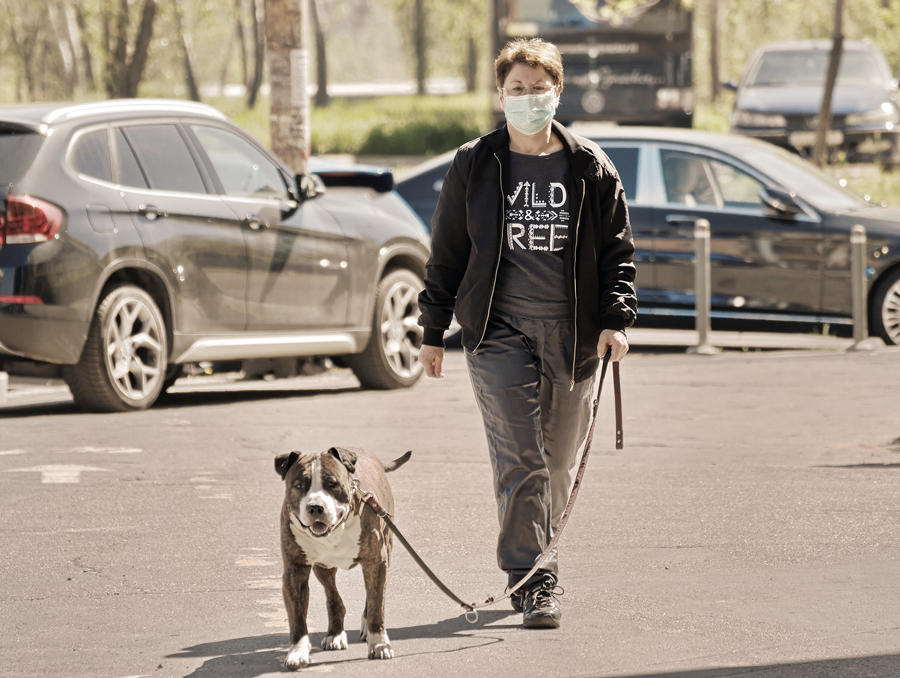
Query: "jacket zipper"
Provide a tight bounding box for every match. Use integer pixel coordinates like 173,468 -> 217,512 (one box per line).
471,153 -> 506,355
570,178 -> 586,391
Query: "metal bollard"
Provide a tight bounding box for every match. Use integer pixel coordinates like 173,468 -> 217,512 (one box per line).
0,371 -> 7,407
687,218 -> 719,355
848,224 -> 884,352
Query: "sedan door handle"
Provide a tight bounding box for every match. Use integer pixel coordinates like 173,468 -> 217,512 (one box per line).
665,214 -> 700,225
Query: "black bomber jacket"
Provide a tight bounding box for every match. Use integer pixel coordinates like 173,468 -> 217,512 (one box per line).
417,121 -> 638,384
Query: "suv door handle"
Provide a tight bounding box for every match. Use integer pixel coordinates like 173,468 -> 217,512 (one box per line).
243,215 -> 264,230
138,205 -> 163,221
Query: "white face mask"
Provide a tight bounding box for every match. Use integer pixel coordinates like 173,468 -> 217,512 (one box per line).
504,91 -> 558,135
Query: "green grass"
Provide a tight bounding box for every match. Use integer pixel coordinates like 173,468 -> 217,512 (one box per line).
210,93 -> 492,158
214,92 -> 900,205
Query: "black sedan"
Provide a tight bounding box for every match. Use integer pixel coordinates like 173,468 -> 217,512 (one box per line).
1,99 -> 430,412
395,126 -> 900,346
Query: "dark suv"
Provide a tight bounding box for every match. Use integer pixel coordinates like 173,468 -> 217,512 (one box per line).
0,99 -> 430,412
728,40 -> 900,164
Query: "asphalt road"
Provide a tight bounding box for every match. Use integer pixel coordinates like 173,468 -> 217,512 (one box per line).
1,348 -> 899,678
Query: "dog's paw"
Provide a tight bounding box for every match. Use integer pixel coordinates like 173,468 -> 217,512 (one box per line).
366,630 -> 393,660
284,636 -> 312,671
368,642 -> 394,660
321,631 -> 348,651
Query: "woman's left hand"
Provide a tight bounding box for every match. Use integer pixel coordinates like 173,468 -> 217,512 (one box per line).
597,329 -> 628,362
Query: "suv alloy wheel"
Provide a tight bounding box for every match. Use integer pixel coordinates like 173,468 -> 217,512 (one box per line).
346,269 -> 424,389
63,284 -> 168,412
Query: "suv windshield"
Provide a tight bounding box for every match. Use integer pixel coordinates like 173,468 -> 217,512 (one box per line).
0,129 -> 43,185
748,50 -> 885,88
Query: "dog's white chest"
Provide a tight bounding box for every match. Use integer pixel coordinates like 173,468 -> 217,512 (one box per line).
290,512 -> 362,570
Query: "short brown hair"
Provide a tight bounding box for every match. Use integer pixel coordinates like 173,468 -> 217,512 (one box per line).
494,38 -> 564,89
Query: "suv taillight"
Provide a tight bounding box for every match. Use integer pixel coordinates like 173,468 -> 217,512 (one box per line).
0,195 -> 63,245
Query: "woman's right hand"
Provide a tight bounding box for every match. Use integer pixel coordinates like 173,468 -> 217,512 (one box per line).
418,345 -> 445,378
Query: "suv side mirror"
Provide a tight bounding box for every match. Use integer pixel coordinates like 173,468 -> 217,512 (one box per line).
296,174 -> 326,201
759,187 -> 801,216
721,80 -> 739,93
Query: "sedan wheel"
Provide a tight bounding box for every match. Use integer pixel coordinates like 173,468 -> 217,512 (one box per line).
871,268 -> 900,346
64,285 -> 168,412
347,269 -> 424,389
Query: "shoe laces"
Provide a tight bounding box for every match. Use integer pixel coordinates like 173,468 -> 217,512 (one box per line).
526,576 -> 564,608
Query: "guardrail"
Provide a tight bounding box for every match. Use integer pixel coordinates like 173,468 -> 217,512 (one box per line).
686,221 -> 884,354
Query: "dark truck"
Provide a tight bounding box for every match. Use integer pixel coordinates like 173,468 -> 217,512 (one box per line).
492,0 -> 693,127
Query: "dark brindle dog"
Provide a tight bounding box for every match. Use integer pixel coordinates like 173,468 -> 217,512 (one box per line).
274,446 -> 410,670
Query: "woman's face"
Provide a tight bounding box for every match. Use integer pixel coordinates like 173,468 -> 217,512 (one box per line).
499,63 -> 560,107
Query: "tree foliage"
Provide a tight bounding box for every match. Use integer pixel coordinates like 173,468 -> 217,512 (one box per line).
1,0 -> 899,116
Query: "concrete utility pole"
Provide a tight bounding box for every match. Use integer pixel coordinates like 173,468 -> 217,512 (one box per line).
265,0 -> 310,175
813,0 -> 843,167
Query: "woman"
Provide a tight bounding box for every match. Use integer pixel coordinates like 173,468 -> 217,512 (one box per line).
417,38 -> 637,629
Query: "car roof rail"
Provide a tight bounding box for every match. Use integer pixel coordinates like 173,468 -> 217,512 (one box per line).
42,99 -> 228,125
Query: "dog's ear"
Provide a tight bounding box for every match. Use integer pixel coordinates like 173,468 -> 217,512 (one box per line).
328,447 -> 357,473
275,451 -> 301,480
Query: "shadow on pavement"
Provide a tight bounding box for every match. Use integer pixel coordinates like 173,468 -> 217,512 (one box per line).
0,386 -> 361,418
609,653 -> 900,678
155,386 -> 361,410
170,611 -> 512,677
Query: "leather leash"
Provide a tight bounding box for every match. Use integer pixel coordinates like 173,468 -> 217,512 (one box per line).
356,351 -> 623,622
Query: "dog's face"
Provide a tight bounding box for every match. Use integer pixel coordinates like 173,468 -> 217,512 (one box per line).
276,448 -> 358,538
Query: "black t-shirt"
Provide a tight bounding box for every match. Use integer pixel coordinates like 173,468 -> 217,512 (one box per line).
493,150 -> 571,319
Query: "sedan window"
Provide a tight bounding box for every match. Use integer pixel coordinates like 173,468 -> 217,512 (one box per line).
120,124 -> 206,194
190,125 -> 288,201
660,150 -> 720,208
709,159 -> 764,208
70,130 -> 112,183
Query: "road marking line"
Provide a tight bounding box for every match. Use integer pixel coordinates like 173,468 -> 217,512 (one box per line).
0,449 -> 26,456
68,446 -> 143,454
238,557 -> 277,567
3,465 -> 110,484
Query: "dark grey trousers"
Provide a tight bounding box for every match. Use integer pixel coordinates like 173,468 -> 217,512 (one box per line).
465,310 -> 595,587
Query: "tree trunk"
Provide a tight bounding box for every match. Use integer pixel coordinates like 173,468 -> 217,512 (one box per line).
7,17 -> 39,100
414,0 -> 426,95
48,0 -> 77,97
218,24 -> 237,94
265,0 -> 310,174
310,0 -> 329,107
74,2 -> 95,90
709,0 -> 719,100
813,0 -> 843,167
237,0 -> 249,89
465,35 -> 477,93
106,0 -> 129,97
122,0 -> 157,98
172,0 -> 201,101
247,0 -> 265,109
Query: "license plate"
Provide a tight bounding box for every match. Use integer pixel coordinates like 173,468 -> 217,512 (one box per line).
789,130 -> 844,148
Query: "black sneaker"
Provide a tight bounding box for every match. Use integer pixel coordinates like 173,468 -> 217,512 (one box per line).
522,575 -> 563,629
510,588 -> 525,613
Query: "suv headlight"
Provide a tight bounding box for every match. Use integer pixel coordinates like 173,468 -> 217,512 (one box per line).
845,103 -> 900,126
731,110 -> 787,127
